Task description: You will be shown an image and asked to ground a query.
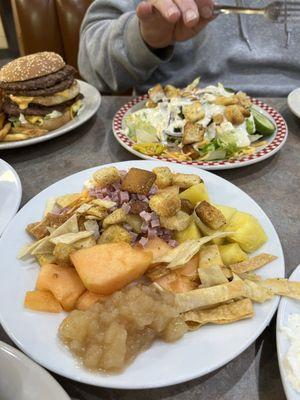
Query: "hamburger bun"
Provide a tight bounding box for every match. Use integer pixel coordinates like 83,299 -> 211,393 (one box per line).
9,81 -> 79,108
0,52 -> 65,83
23,109 -> 73,131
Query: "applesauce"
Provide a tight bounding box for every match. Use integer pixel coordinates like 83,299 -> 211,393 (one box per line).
59,284 -> 188,372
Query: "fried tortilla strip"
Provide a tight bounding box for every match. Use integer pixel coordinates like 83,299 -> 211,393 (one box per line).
0,122 -> 11,140
238,272 -> 262,282
2,133 -> 29,141
56,193 -> 83,208
222,267 -> 233,279
147,263 -> 171,281
154,232 -> 229,269
175,275 -> 245,313
183,298 -> 254,329
243,279 -> 274,303
198,265 -> 228,287
229,253 -> 277,274
258,279 -> 300,300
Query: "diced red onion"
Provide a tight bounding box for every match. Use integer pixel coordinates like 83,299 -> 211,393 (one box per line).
149,185 -> 158,195
141,222 -> 148,233
168,239 -> 178,248
137,194 -> 148,201
139,211 -> 152,222
129,231 -> 138,242
150,219 -> 160,228
147,227 -> 157,239
123,223 -> 133,231
139,237 -> 148,247
119,191 -> 130,203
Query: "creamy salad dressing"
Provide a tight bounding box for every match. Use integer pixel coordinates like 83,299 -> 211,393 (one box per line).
281,313 -> 300,392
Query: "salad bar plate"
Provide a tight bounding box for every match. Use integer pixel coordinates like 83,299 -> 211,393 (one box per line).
0,80 -> 101,150
0,158 -> 22,235
288,88 -> 300,119
113,96 -> 287,170
277,264 -> 300,400
0,160 -> 284,389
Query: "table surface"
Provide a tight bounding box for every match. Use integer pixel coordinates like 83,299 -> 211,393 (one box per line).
1,96 -> 299,400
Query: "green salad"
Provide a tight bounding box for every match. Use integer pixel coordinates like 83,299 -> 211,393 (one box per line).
123,79 -> 276,161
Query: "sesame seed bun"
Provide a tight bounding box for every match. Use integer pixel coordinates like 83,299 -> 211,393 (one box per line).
0,52 -> 65,83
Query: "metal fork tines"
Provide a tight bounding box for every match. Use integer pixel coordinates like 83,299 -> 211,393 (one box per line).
214,1 -> 300,23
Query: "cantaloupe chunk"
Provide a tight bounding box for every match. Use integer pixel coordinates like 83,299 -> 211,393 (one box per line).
144,237 -> 171,263
179,183 -> 210,206
175,221 -> 202,243
70,243 -> 153,295
219,243 -> 248,265
24,290 -> 62,313
155,273 -> 197,293
224,211 -> 267,253
36,264 -> 85,311
75,291 -> 106,311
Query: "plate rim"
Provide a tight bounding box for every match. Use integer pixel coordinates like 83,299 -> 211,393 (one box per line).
0,80 -> 101,150
0,160 -> 285,389
0,158 -> 22,235
112,95 -> 288,170
276,264 -> 300,400
287,88 -> 300,119
0,340 -> 71,400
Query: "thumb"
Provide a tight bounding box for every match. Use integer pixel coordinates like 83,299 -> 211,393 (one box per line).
136,1 -> 154,20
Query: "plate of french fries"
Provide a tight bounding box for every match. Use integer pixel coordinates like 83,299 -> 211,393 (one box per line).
0,160 -> 292,389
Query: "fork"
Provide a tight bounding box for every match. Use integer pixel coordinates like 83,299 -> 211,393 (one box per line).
214,1 -> 300,22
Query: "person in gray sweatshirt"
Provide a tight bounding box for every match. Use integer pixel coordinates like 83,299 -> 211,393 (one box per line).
78,0 -> 300,97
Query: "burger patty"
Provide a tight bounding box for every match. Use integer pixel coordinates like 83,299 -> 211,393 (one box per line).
0,65 -> 76,92
3,93 -> 83,116
7,74 -> 75,97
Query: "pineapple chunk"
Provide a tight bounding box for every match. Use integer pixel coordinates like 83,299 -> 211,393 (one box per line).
219,243 -> 248,265
179,183 -> 210,206
175,220 -> 202,243
215,204 -> 236,223
224,211 -> 267,253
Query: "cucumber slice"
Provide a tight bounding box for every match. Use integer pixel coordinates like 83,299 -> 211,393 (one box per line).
252,108 -> 276,136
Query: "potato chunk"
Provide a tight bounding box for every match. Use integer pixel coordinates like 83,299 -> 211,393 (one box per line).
70,243 -> 153,295
149,191 -> 181,217
195,201 -> 226,230
36,264 -> 85,311
121,168 -> 156,195
182,122 -> 205,145
24,290 -> 62,313
93,167 -> 120,188
152,166 -> 173,188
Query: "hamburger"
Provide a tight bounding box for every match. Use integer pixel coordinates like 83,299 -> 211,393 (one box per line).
0,52 -> 83,132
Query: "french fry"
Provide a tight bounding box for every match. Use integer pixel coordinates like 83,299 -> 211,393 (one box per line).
3,133 -> 28,141
0,122 -> 11,140
0,112 -> 5,129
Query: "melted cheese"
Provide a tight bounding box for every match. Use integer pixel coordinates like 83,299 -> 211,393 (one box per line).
9,95 -> 34,110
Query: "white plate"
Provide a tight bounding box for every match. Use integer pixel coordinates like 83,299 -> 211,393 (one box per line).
277,264 -> 300,400
0,160 -> 284,389
0,158 -> 22,235
0,80 -> 101,150
0,340 -> 70,400
288,88 -> 300,118
113,97 -> 288,170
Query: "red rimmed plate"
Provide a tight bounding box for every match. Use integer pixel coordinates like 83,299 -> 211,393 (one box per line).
112,95 -> 288,170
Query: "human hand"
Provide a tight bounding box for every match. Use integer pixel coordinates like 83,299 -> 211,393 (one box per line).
136,0 -> 215,49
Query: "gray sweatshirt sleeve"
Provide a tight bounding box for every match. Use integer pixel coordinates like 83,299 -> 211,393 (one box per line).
78,0 -> 173,93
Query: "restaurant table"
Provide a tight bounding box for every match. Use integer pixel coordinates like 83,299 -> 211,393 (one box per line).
1,96 -> 299,400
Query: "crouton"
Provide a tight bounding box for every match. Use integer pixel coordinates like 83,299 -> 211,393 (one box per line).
129,200 -> 149,215
121,168 -> 156,195
26,220 -> 49,240
164,84 -> 181,98
182,144 -> 199,160
160,211 -> 191,231
146,100 -> 157,108
225,105 -> 245,125
148,83 -> 165,103
183,122 -> 205,145
93,167 -> 120,188
183,101 -> 205,122
102,208 -> 127,229
98,225 -> 131,244
149,192 -> 181,217
195,201 -> 226,230
235,92 -> 252,108
214,96 -> 239,106
152,166 -> 173,188
180,199 -> 194,215
212,114 -> 224,124
172,173 -> 202,189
